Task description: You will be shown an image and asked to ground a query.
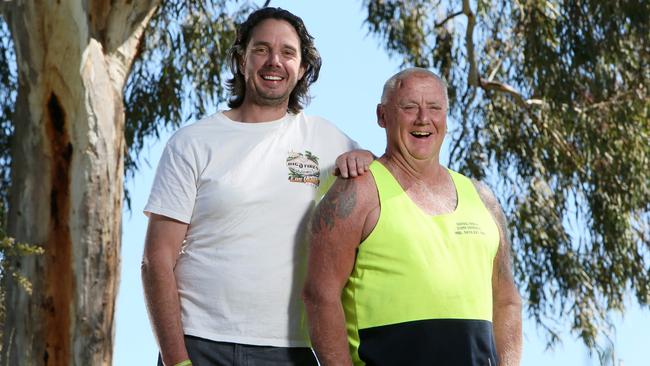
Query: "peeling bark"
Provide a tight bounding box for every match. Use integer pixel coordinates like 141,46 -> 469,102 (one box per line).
43,92 -> 73,366
2,1 -> 159,365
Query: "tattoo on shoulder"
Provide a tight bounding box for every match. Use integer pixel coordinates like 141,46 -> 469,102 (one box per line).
312,180 -> 357,234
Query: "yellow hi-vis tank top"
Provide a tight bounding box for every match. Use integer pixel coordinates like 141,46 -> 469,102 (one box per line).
342,161 -> 500,365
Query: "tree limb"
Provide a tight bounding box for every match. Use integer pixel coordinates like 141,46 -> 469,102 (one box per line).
575,90 -> 642,113
463,0 -> 478,87
479,78 -> 544,108
105,0 -> 162,52
105,1 -> 160,88
463,0 -> 542,109
435,10 -> 462,28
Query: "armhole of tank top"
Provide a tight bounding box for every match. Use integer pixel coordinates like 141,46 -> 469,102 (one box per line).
448,169 -> 471,214
360,163 -> 384,245
369,160 -> 405,197
449,170 -> 495,223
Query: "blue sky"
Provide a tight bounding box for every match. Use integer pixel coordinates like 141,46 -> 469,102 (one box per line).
114,1 -> 649,364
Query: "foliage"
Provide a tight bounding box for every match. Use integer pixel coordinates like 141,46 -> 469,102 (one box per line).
0,17 -> 18,349
0,220 -> 44,352
363,0 -> 649,350
0,228 -> 44,296
0,18 -> 15,217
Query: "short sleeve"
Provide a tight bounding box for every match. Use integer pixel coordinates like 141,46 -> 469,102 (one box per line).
349,138 -> 361,151
143,143 -> 198,223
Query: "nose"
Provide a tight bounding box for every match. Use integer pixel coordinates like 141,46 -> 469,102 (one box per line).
416,106 -> 431,124
265,51 -> 281,67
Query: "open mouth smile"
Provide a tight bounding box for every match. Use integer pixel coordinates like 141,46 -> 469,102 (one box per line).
411,131 -> 432,138
262,75 -> 283,81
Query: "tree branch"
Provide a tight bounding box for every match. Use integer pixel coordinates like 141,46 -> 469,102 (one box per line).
463,0 -> 542,109
263,0 -> 271,8
105,0 -> 162,52
435,10 -> 462,28
479,78 -> 544,108
105,1 -> 161,88
463,0 -> 479,87
575,90 -> 640,113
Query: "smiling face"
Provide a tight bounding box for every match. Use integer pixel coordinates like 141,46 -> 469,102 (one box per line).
240,18 -> 306,110
378,73 -> 448,163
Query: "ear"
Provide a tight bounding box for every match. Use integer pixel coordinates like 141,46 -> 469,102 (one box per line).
376,104 -> 386,128
237,53 -> 246,75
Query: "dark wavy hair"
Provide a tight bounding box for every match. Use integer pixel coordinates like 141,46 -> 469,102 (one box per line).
226,7 -> 322,114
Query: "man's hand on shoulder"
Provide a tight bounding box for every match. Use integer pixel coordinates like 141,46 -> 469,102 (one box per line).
334,149 -> 375,178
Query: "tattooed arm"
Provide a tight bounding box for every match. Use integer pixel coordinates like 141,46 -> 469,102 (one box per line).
303,173 -> 379,366
475,181 -> 523,366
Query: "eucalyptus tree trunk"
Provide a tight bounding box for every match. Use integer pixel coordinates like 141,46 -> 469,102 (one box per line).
1,1 -> 159,364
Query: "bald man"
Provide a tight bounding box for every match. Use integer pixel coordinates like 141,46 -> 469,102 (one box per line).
303,68 -> 522,366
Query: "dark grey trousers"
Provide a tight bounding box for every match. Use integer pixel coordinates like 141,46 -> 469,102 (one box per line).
157,335 -> 318,366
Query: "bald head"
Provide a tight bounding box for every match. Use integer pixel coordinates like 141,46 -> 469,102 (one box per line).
380,68 -> 449,109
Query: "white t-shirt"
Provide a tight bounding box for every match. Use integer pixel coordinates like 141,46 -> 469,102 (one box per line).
144,111 -> 358,347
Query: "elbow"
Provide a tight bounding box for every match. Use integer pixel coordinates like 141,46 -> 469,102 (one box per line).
502,292 -> 522,312
301,282 -> 320,311
302,280 -> 339,313
140,255 -> 152,279
493,284 -> 523,311
140,251 -> 173,283
140,255 -> 157,286
495,291 -> 523,320
510,292 -> 523,311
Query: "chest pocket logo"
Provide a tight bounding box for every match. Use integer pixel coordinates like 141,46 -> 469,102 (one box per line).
286,150 -> 320,186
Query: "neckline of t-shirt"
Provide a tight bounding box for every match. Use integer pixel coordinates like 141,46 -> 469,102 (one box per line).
215,111 -> 296,130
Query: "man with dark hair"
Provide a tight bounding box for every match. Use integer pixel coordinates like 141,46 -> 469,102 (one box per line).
225,7 -> 321,115
141,7 -> 372,366
303,68 -> 522,365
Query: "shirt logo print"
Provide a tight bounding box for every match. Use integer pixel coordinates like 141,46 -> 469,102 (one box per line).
454,221 -> 486,235
286,150 -> 320,186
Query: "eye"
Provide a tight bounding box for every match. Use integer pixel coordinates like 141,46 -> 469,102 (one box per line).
402,104 -> 419,112
282,48 -> 297,57
252,46 -> 268,55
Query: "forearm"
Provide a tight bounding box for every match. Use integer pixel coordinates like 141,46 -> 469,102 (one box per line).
304,296 -> 352,366
493,300 -> 522,366
142,260 -> 188,366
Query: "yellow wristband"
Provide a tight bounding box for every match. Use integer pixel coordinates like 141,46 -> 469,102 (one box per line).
173,360 -> 192,366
